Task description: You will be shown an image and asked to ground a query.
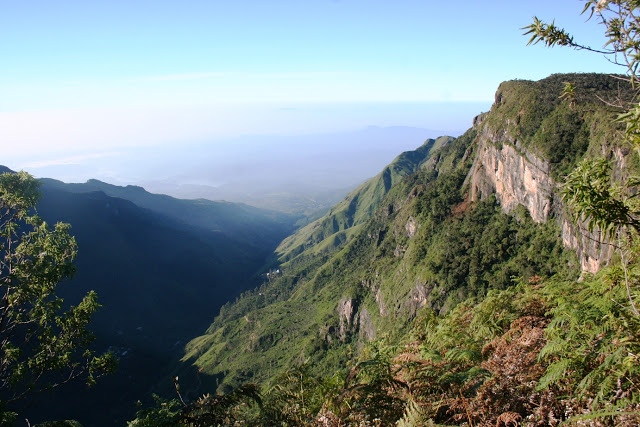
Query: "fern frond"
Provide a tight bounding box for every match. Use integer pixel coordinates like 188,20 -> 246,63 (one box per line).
537,358 -> 572,390
396,399 -> 434,427
538,341 -> 566,360
560,409 -> 640,425
444,347 -> 482,363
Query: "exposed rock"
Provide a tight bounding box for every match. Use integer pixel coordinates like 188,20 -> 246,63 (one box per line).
400,282 -> 432,319
361,278 -> 380,294
473,112 -> 488,129
337,297 -> 356,341
356,309 -> 375,341
467,116 -> 618,273
468,133 -> 553,224
405,216 -> 418,238
375,288 -> 388,318
561,218 -> 612,273
336,298 -> 377,341
393,245 -> 405,257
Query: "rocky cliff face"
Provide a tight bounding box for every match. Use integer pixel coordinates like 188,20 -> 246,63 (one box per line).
468,113 -> 554,224
467,82 -> 622,273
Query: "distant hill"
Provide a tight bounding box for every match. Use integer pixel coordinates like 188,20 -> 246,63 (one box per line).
0,172 -> 299,425
39,177 -> 297,249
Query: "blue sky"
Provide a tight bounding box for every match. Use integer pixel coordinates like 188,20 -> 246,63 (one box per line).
0,0 -> 625,186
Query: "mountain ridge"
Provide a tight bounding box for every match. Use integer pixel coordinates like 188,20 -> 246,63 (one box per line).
275,135 -> 455,264
39,177 -> 297,250
181,73 -> 632,394
0,170 -> 300,425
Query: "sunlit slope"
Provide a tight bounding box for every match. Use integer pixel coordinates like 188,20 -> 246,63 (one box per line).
182,132 -> 502,391
181,74 -> 633,394
275,136 -> 454,263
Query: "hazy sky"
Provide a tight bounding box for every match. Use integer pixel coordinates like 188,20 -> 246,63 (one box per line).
0,0 -> 624,186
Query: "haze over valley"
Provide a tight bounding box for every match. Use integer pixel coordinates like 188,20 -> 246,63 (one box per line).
4,1 -> 640,426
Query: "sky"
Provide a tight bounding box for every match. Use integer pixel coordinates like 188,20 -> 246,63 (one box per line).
0,0 -> 625,193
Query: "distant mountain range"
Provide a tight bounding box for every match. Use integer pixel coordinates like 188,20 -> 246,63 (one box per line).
139,127 -> 448,214
39,177 -> 297,248
16,126 -> 453,216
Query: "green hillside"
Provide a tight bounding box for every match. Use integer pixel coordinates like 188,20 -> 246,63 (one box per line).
184,133 -> 573,393
275,136 -> 454,263
485,73 -> 632,178
180,74 -> 630,403
19,180 -> 298,425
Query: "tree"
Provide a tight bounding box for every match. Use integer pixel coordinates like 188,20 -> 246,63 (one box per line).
524,2 -> 640,287
521,2 -> 640,422
0,171 -> 116,424
128,383 -> 262,426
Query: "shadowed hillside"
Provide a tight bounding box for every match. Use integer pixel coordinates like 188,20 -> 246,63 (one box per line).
8,175 -> 298,425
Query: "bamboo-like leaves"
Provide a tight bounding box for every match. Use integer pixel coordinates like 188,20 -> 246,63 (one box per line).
523,17 -> 574,47
562,159 -> 639,239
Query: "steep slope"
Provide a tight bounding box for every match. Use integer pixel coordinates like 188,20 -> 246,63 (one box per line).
11,179 -> 297,425
468,73 -> 634,271
276,136 -> 454,263
182,73 -> 632,393
183,133 -> 573,392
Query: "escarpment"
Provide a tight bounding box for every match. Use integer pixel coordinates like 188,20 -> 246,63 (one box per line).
182,74 -> 633,392
468,74 -> 634,273
468,115 -> 554,223
467,116 -> 609,272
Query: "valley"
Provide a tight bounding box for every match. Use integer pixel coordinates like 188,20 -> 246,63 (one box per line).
11,174 -> 297,424
6,72 -> 640,425
7,1 -> 640,425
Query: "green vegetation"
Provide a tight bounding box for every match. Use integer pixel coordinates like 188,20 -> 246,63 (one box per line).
0,171 -> 115,424
275,136 -> 455,263
181,123 -> 578,396
132,265 -> 640,425
486,73 -> 632,179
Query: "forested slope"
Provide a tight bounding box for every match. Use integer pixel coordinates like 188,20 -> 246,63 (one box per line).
9,177 -> 298,425
181,75 -> 634,406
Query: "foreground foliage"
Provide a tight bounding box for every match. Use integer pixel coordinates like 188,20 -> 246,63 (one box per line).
0,172 -> 116,425
130,264 -> 640,426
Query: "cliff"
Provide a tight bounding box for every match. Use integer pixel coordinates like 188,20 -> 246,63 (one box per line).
181,73 -> 631,392
468,74 -> 633,272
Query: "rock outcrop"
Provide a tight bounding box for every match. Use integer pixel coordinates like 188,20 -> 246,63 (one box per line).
467,112 -> 614,273
337,297 -> 356,340
469,126 -> 554,223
